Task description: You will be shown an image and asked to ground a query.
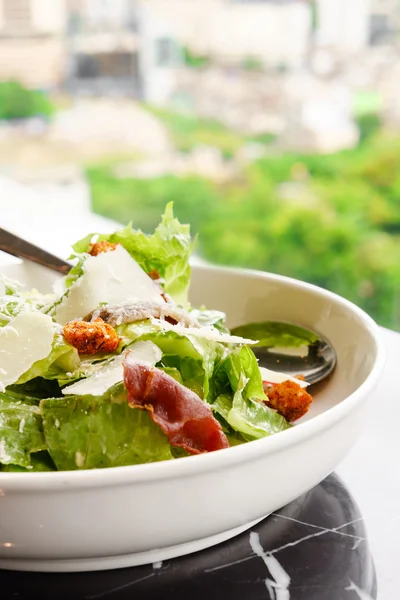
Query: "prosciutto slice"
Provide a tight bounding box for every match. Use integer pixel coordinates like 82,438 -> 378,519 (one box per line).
123,354 -> 229,455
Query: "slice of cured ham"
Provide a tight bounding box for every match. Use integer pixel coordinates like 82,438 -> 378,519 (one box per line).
123,353 -> 229,455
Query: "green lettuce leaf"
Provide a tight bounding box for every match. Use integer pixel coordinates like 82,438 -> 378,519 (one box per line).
0,295 -> 26,327
116,321 -> 225,399
69,203 -> 194,306
6,379 -> 61,400
0,289 -> 55,327
231,321 -> 319,348
40,383 -> 174,470
64,255 -> 87,290
0,274 -> 23,297
0,451 -> 56,472
16,334 -> 80,385
211,346 -> 291,440
189,308 -> 230,333
0,293 -> 77,387
213,392 -> 290,440
215,345 -> 267,401
0,390 -> 47,467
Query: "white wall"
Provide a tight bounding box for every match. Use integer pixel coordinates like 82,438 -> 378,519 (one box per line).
138,6 -> 180,105
32,0 -> 67,33
315,0 -> 370,53
145,0 -> 311,68
0,0 -> 66,33
205,2 -> 310,67
84,0 -> 130,26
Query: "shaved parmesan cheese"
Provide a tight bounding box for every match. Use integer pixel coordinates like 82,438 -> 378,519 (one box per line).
259,366 -> 309,388
62,354 -> 124,396
0,312 -> 55,389
151,319 -> 257,345
62,340 -> 162,397
0,279 -> 5,297
124,340 -> 162,366
55,246 -> 164,325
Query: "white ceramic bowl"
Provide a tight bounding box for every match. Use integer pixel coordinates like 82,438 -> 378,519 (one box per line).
0,261 -> 385,572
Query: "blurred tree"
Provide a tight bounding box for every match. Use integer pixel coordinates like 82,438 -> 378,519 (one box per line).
183,47 -> 210,69
87,131 -> 400,330
0,80 -> 53,120
356,112 -> 382,144
242,56 -> 264,71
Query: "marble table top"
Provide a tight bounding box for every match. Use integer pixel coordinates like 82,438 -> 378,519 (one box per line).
0,473 -> 377,600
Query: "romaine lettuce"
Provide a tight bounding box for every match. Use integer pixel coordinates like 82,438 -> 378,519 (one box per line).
0,390 -> 47,468
116,321 -> 225,399
211,346 -> 291,439
16,333 -> 80,385
0,451 -> 56,472
189,308 -> 230,333
0,289 -> 54,327
40,383 -> 174,470
231,321 -> 319,348
68,203 -> 193,306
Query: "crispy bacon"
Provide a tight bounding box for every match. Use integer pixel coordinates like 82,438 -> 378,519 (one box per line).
123,356 -> 229,454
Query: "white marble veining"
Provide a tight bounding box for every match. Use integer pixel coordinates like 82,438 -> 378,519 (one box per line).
270,515 -> 365,552
249,531 -> 291,600
346,580 -> 374,600
207,518 -> 371,598
205,515 -> 365,575
85,572 -> 156,600
83,559 -> 164,598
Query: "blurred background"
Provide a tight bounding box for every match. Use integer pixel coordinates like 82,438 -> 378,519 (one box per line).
0,0 -> 400,329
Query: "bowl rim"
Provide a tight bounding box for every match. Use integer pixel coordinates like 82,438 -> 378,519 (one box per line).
0,264 -> 386,490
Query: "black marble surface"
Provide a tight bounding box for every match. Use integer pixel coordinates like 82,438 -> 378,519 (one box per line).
0,473 -> 376,600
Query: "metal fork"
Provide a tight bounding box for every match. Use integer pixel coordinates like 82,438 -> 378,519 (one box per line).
0,227 -> 71,274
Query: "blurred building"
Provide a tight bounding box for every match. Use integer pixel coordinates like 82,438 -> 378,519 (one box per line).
66,0 -> 181,104
369,0 -> 400,46
147,0 -> 312,70
312,0 -> 400,72
0,0 -> 66,88
0,0 -> 181,104
314,0 -> 370,55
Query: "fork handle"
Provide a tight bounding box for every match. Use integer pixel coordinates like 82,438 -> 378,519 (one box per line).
0,228 -> 71,275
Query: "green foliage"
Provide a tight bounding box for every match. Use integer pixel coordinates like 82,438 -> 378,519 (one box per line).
183,47 -> 210,69
356,112 -> 382,144
87,166 -> 221,233
143,105 -> 245,158
87,132 -> 400,331
249,132 -> 277,145
242,56 -> 264,72
0,80 -> 54,120
310,0 -> 319,31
